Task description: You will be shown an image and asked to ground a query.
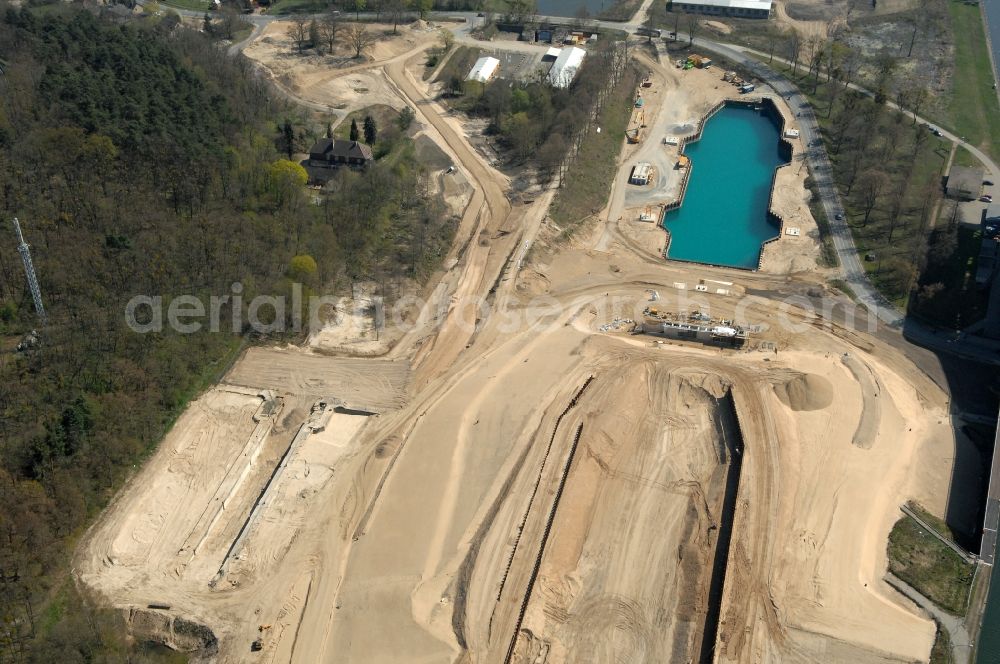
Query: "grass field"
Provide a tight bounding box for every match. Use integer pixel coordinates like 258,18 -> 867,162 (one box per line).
597,0 -> 644,21
888,513 -> 975,616
946,1 -> 1000,161
953,145 -> 981,168
160,0 -> 211,12
266,0 -> 328,14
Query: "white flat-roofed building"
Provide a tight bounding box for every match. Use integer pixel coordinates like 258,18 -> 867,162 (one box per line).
548,46 -> 586,88
670,0 -> 772,19
629,162 -> 653,185
466,56 -> 500,83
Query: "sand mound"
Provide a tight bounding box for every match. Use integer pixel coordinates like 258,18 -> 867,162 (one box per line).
412,19 -> 428,30
773,373 -> 833,411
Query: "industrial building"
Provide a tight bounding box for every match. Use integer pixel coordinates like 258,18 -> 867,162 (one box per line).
629,162 -> 653,185
946,165 -> 984,200
637,319 -> 749,348
669,0 -> 772,18
547,47 -> 586,89
466,56 -> 500,83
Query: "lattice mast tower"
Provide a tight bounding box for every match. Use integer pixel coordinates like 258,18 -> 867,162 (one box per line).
12,217 -> 46,324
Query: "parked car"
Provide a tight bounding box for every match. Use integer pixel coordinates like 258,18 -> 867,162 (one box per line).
835,213 -> 844,221
980,195 -> 993,202
933,129 -> 943,137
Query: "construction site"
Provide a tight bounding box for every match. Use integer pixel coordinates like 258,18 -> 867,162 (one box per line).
73,6 -> 985,664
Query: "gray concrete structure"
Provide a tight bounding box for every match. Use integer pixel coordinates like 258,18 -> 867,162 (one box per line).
948,165 -> 985,201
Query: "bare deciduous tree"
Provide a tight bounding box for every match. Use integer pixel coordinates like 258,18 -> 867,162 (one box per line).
291,17 -> 309,53
320,14 -> 341,52
345,23 -> 376,58
787,28 -> 802,75
686,13 -> 697,46
859,169 -> 890,226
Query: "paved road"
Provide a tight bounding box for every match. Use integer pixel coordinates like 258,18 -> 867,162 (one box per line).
887,573 -> 974,664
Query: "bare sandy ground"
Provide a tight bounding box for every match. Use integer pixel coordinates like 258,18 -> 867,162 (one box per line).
75,25 -> 961,664
242,20 -> 439,116
224,346 -> 410,411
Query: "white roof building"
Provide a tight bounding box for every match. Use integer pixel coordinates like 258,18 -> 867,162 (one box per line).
466,56 -> 500,83
547,47 -> 586,89
629,162 -> 653,185
671,0 -> 772,18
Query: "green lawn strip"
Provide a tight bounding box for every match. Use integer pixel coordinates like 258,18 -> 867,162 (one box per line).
161,0 -> 211,12
888,514 -> 975,616
549,67 -> 643,233
953,145 -> 981,168
930,621 -> 954,664
946,1 -> 1000,161
908,502 -> 963,543
266,0 -> 328,14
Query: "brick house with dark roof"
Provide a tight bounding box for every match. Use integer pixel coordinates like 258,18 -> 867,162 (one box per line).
308,138 -> 373,168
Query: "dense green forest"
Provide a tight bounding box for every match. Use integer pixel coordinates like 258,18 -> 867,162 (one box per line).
0,5 -> 453,660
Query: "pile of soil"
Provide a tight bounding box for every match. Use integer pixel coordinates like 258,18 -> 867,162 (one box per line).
773,373 -> 833,411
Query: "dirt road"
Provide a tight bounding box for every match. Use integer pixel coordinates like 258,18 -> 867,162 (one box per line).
76,21 -> 964,664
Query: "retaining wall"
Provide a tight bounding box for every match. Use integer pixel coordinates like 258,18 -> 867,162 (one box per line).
659,97 -> 793,272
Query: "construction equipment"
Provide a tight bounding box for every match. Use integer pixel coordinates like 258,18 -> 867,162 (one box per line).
687,54 -> 712,68
625,108 -> 645,143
